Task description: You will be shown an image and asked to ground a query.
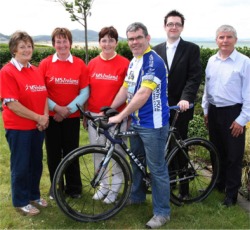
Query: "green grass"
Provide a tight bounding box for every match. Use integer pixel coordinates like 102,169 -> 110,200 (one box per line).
0,117 -> 249,229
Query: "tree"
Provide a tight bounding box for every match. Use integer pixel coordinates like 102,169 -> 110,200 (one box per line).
56,0 -> 94,63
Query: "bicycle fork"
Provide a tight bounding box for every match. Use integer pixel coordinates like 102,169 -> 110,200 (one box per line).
90,143 -> 115,188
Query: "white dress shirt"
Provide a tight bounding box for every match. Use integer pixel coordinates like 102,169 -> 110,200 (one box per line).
166,38 -> 180,69
202,49 -> 250,126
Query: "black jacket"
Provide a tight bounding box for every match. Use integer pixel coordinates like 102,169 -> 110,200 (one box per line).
153,38 -> 202,108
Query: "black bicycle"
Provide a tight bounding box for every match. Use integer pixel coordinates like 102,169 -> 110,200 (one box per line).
52,105 -> 219,222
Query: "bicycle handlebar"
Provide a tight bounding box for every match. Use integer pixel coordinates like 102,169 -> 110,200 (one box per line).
76,104 -> 115,131
169,103 -> 194,110
76,103 -> 194,132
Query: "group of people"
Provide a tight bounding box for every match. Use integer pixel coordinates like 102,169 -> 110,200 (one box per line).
0,9 -> 249,229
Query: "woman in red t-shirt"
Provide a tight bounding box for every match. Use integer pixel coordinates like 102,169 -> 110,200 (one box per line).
0,31 -> 49,216
87,26 -> 129,204
39,28 -> 89,200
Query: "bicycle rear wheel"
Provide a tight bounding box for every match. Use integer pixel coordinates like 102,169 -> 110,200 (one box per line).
167,138 -> 219,204
52,145 -> 132,222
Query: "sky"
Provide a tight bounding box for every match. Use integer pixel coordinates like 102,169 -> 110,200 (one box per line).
0,0 -> 250,40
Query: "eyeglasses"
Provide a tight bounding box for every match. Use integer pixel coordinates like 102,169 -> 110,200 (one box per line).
127,35 -> 144,42
166,22 -> 183,28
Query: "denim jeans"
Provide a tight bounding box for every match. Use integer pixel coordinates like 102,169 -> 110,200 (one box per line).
5,129 -> 44,207
129,124 -> 170,217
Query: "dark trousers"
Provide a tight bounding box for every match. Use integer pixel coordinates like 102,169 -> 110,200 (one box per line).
45,117 -> 82,194
208,104 -> 245,198
169,110 -> 190,196
5,129 -> 44,207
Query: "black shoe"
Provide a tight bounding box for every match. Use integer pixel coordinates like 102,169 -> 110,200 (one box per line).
222,196 -> 237,207
69,193 -> 82,199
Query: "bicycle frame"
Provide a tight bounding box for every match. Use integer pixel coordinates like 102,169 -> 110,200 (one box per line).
90,105 -> 194,189
165,109 -> 192,164
93,124 -> 149,181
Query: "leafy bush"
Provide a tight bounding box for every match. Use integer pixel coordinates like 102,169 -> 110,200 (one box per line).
71,47 -> 100,63
32,47 -> 55,66
116,41 -> 133,60
199,48 -> 217,81
1,42 -> 249,69
188,114 -> 208,139
0,47 -> 11,67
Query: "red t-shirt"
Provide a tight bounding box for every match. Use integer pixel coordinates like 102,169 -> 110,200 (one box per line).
39,55 -> 88,117
87,55 -> 129,113
0,63 -> 48,130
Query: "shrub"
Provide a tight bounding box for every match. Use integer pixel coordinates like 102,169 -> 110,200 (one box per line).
0,47 -> 11,67
188,114 -> 208,139
32,47 -> 55,66
116,41 -> 133,60
1,42 -> 249,69
71,47 -> 100,63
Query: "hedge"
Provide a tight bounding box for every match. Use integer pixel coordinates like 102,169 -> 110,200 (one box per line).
1,42 -> 249,73
0,41 -> 133,67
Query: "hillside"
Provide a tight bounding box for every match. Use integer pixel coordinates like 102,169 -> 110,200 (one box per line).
1,30 -> 249,48
0,29 -> 125,43
0,33 -> 10,41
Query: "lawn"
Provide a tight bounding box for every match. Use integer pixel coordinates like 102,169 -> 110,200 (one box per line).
0,115 -> 249,229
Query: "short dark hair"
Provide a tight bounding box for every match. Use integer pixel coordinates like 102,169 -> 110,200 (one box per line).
126,22 -> 149,37
51,27 -> 72,47
164,10 -> 185,26
9,31 -> 34,57
98,26 -> 118,42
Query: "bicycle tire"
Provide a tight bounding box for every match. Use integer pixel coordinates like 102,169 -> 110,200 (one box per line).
167,137 -> 219,204
52,145 -> 132,222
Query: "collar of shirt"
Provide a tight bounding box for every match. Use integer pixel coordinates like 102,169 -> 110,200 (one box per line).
100,52 -> 117,61
216,48 -> 237,61
10,58 -> 31,71
52,53 -> 73,63
135,46 -> 151,60
166,37 -> 180,49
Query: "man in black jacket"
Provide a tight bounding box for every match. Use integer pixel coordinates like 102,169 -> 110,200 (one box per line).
153,10 -> 202,199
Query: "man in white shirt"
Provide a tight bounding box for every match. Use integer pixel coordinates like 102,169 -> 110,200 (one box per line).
202,24 -> 250,207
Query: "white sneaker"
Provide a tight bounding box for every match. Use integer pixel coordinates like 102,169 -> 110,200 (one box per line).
145,215 -> 170,229
16,204 -> 40,216
92,187 -> 109,200
103,191 -> 117,204
49,187 -> 54,200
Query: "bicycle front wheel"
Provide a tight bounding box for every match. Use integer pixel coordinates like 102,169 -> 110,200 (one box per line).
53,145 -> 132,222
167,138 -> 219,204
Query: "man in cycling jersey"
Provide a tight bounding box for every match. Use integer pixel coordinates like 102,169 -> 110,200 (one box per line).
109,22 -> 170,229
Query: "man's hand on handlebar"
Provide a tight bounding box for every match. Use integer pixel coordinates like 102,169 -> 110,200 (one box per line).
177,100 -> 190,112
108,113 -> 123,124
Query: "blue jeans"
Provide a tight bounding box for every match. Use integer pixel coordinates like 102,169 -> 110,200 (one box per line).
129,124 -> 170,217
5,129 -> 44,207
